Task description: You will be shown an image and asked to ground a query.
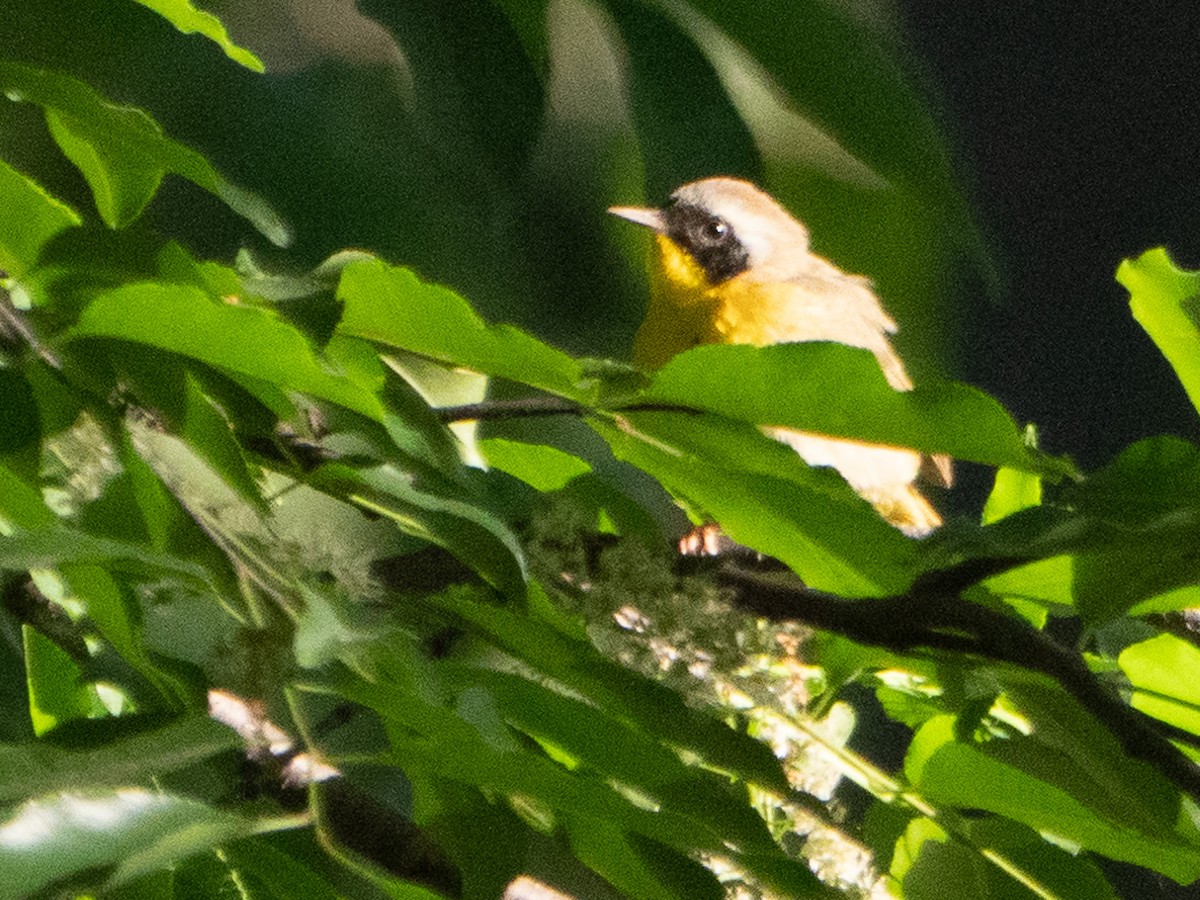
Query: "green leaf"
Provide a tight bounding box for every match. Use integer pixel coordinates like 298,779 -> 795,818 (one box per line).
67,283 -> 385,420
359,0 -> 543,182
566,820 -> 723,900
0,524 -> 210,587
462,669 -> 778,855
0,463 -> 57,529
0,715 -> 239,805
0,369 -> 41,461
479,438 -> 592,491
0,62 -> 288,243
1120,634 -> 1200,738
0,788 -> 253,897
293,583 -> 375,670
1064,435 -> 1200,526
44,108 -> 165,231
591,413 -> 914,595
132,0 -> 265,72
336,258 -> 582,398
1117,248 -> 1200,414
430,584 -> 791,794
893,816 -> 1117,900
642,343 -> 1069,475
218,835 -> 344,900
982,468 -> 1042,525
931,495 -> 1200,624
177,372 -> 267,514
905,713 -> 1200,881
23,627 -> 100,736
60,563 -> 192,706
314,463 -> 527,597
0,158 -> 80,278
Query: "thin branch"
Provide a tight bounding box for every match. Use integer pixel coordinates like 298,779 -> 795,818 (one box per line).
719,561 -> 1200,803
0,283 -> 62,370
436,397 -> 700,423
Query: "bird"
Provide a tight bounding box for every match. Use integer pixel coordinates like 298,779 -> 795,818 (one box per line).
609,176 -> 950,541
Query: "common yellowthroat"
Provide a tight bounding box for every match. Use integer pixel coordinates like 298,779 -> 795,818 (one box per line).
610,176 -> 950,537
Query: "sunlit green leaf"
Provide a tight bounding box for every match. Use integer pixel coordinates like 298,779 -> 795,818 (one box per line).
479,438 -> 592,491
23,627 -> 98,736
1118,248 -> 1200,414
591,412 -> 914,596
0,158 -> 80,278
132,0 -> 265,72
1120,634 -> 1200,738
982,468 -> 1042,525
68,283 -> 384,419
905,714 -> 1200,882
336,258 -> 582,398
643,342 -> 1069,474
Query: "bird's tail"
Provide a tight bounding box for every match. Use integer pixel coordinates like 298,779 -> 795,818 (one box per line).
859,484 -> 943,538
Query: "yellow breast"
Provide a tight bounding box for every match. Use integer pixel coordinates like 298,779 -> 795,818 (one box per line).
632,235 -> 719,370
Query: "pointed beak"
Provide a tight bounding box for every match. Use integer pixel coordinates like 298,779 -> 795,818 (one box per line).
608,205 -> 666,232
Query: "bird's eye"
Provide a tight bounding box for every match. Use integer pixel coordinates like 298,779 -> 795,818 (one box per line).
702,218 -> 729,241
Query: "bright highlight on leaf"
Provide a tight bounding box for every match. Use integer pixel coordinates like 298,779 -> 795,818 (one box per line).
1118,248 -> 1200,415
133,0 -> 265,72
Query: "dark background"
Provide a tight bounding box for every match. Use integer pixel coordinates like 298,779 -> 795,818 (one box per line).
905,7 -> 1200,472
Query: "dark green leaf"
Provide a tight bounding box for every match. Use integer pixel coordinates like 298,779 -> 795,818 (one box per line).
462,669 -> 779,855
605,0 -> 760,196
0,62 -> 287,243
0,368 -> 41,458
0,715 -> 239,804
566,819 -> 723,900
1063,435 -> 1200,526
430,584 -> 791,794
312,463 -> 528,597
